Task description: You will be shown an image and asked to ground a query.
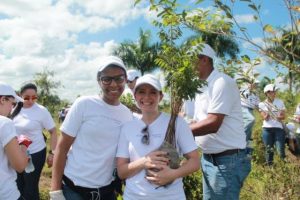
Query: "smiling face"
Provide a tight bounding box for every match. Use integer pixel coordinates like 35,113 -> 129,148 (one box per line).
266,90 -> 276,101
98,66 -> 126,105
134,84 -> 163,113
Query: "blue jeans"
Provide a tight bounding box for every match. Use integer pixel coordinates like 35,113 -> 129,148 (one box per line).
201,149 -> 251,200
17,148 -> 46,200
262,127 -> 286,165
242,107 -> 255,142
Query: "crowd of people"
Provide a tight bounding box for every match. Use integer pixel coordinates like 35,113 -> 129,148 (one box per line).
1,44 -> 299,200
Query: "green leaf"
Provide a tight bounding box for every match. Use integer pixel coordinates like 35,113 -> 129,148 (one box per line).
241,55 -> 251,63
263,24 -> 274,34
248,4 -> 258,12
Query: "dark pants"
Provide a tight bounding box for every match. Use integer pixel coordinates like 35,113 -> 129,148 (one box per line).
17,148 -> 46,200
63,184 -> 117,200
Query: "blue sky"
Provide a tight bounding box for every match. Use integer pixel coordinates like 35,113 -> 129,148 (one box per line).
0,0 -> 293,101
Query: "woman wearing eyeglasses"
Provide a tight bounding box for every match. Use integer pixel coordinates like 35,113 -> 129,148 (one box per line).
50,56 -> 133,200
0,82 -> 31,200
116,74 -> 200,200
10,83 -> 57,200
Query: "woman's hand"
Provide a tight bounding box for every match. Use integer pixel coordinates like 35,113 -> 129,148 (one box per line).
145,165 -> 177,186
143,151 -> 169,171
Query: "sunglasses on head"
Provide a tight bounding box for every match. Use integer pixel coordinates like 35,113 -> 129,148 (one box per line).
141,125 -> 150,145
23,96 -> 38,101
100,74 -> 126,85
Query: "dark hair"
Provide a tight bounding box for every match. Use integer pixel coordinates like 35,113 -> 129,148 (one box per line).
20,83 -> 37,94
9,101 -> 23,119
9,83 -> 37,119
96,64 -> 127,81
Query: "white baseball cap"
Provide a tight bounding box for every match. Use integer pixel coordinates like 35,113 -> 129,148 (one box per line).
98,56 -> 127,72
0,82 -> 24,102
264,84 -> 277,93
196,43 -> 216,59
127,69 -> 141,81
133,74 -> 162,93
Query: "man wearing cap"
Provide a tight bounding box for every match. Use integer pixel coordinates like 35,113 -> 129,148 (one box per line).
190,44 -> 251,200
258,84 -> 286,165
50,56 -> 133,200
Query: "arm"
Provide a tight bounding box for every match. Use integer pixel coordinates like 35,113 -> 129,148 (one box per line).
47,127 -> 58,167
5,137 -> 28,173
277,110 -> 285,121
190,113 -> 225,136
116,151 -> 169,180
260,110 -> 270,121
146,150 -> 199,186
51,132 -> 75,191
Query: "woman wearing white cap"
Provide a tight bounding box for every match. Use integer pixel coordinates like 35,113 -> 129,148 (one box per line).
258,84 -> 286,165
50,56 -> 133,200
116,74 -> 199,200
0,82 -> 31,200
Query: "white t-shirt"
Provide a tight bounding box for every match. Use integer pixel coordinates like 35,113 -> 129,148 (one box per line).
193,69 -> 246,154
61,95 -> 132,188
13,103 -> 55,154
116,112 -> 198,200
258,99 -> 286,128
240,88 -> 260,109
0,116 -> 20,200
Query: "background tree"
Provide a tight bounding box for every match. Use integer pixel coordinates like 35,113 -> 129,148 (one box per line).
213,0 -> 300,74
33,68 -> 62,114
114,28 -> 160,75
266,29 -> 300,91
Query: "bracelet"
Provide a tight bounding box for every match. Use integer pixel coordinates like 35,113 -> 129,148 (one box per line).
48,150 -> 55,155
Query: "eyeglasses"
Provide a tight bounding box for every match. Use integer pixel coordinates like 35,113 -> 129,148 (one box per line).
141,125 -> 150,145
23,96 -> 38,101
100,74 -> 126,85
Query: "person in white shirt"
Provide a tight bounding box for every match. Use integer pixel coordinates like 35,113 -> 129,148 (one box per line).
190,44 -> 251,200
240,81 -> 260,147
116,74 -> 199,200
258,84 -> 286,165
50,56 -> 133,200
11,82 -> 57,200
0,82 -> 30,200
124,69 -> 142,118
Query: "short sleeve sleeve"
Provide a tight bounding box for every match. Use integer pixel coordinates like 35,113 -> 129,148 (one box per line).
208,78 -> 236,115
0,119 -> 17,148
60,98 -> 84,137
116,127 -> 130,158
176,117 -> 198,155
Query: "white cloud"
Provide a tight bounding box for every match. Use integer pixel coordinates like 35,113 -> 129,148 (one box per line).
0,0 -> 147,102
235,14 -> 256,24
